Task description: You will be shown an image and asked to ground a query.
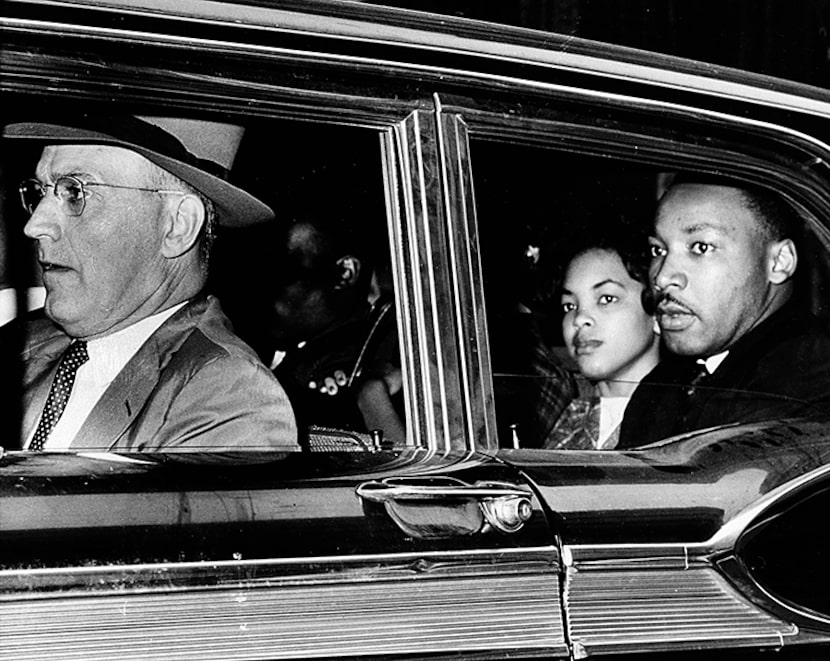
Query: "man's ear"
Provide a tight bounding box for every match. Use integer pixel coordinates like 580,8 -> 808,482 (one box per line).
768,238 -> 797,285
161,195 -> 205,259
334,255 -> 361,290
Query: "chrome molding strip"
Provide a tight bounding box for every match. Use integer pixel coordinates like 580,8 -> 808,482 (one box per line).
434,102 -> 499,452
564,566 -> 797,657
1,569 -> 566,660
1,546 -> 560,594
394,109 -> 459,456
8,0 -> 830,118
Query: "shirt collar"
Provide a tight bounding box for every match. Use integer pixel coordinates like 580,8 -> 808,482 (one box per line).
700,350 -> 729,375
85,302 -> 187,381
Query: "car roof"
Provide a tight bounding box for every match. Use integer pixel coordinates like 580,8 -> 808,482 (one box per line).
15,0 -> 829,119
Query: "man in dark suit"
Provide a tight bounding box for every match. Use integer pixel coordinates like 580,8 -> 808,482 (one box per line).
619,175 -> 830,448
5,116 -> 297,453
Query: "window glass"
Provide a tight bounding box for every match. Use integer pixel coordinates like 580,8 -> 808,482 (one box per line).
472,136 -> 830,450
0,111 -> 404,454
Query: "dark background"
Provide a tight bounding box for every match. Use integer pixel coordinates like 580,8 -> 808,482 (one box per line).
369,0 -> 830,88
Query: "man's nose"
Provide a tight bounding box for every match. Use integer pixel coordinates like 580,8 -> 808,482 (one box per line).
23,198 -> 63,242
651,252 -> 686,292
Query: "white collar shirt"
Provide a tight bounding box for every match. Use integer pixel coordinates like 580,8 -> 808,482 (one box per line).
702,351 -> 729,376
26,302 -> 187,451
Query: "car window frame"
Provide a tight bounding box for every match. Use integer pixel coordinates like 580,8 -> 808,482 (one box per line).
0,12 -> 480,458
434,88 -> 830,454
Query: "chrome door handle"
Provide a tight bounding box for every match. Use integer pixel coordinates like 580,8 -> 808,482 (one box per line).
357,477 -> 534,537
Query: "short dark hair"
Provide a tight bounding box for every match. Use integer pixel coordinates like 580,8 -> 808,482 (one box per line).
667,173 -> 803,244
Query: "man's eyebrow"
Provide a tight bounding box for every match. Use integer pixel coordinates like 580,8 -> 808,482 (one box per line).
34,168 -> 95,182
681,221 -> 731,235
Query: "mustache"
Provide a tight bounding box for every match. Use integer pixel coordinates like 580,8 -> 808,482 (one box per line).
656,291 -> 694,314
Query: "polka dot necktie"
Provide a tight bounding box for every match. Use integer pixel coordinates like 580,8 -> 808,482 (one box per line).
29,340 -> 89,451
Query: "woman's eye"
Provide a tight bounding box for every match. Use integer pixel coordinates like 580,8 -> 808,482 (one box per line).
562,302 -> 575,313
691,241 -> 713,255
648,244 -> 665,258
598,295 -> 618,306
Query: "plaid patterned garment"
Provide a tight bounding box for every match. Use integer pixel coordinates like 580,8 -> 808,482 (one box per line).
543,390 -> 624,450
525,333 -> 578,446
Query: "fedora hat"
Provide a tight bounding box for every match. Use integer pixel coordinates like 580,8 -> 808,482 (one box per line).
2,115 -> 273,227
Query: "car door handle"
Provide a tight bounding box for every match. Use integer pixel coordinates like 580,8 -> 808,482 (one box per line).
356,477 -> 534,538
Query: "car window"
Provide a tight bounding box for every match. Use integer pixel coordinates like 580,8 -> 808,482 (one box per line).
470,135 -> 830,450
0,110 -> 406,454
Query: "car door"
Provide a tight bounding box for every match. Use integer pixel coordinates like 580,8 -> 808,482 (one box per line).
442,49 -> 830,656
0,2 -> 567,660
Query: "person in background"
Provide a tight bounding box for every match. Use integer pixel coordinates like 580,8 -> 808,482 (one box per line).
544,232 -> 660,449
264,212 -> 402,440
5,116 -> 297,453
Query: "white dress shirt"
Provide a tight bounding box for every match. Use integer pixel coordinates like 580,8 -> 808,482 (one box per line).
26,303 -> 186,451
702,351 -> 729,375
598,396 -> 629,449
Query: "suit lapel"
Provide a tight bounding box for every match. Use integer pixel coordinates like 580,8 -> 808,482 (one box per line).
69,298 -> 208,451
68,336 -> 163,450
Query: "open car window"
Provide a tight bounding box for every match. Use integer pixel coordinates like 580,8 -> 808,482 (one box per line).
470,135 -> 830,450
0,110 -> 406,455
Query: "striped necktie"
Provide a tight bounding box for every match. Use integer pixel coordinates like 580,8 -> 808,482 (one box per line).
29,340 -> 89,451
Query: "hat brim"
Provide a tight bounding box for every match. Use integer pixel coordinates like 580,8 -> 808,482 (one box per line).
2,121 -> 274,227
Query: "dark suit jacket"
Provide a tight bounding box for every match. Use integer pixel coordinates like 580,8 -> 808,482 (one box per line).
619,301 -> 830,448
21,295 -> 298,453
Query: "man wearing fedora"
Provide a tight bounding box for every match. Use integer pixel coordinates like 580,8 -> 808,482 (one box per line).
4,116 -> 298,453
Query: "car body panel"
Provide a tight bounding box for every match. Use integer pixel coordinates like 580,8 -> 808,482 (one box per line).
0,450 -> 565,660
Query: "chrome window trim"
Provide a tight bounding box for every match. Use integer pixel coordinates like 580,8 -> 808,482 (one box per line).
435,105 -> 498,453
391,109 -> 470,455
6,0 -> 830,119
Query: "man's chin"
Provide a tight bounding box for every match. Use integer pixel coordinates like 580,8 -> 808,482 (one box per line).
44,301 -> 90,338
663,329 -> 711,357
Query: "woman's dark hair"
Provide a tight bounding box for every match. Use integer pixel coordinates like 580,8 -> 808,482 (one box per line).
560,224 -> 655,315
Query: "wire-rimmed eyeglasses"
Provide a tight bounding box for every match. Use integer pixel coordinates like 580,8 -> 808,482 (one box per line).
19,175 -> 184,217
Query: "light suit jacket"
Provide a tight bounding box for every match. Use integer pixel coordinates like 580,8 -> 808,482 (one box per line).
21,296 -> 298,453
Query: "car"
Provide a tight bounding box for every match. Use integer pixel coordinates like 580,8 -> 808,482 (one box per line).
2,0 -> 830,659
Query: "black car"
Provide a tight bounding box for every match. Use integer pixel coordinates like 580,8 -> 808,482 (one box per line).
2,1 -> 830,659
